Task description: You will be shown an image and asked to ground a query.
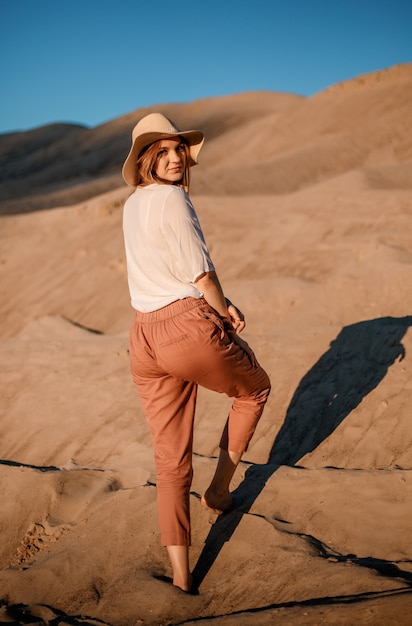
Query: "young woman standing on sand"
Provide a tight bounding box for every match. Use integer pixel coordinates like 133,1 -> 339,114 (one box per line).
122,113 -> 271,594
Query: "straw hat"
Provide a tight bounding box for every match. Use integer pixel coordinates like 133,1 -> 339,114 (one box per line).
122,113 -> 204,186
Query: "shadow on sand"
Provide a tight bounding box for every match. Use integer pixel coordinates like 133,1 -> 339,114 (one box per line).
192,315 -> 412,591
0,602 -> 113,625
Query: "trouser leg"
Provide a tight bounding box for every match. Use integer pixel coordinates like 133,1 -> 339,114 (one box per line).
155,303 -> 271,454
134,370 -> 198,547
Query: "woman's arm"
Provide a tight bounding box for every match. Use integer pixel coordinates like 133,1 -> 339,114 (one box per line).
194,271 -> 245,332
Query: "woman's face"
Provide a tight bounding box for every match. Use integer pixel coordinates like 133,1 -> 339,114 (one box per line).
153,138 -> 187,183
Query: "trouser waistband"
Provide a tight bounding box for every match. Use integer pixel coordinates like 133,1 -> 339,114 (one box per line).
133,297 -> 205,323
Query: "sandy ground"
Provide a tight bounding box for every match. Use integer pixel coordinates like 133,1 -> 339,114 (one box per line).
0,64 -> 411,625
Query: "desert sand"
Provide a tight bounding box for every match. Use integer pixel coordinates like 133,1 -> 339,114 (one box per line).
0,63 -> 411,625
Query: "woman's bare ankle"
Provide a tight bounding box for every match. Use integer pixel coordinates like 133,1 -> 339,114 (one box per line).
173,572 -> 192,592
167,545 -> 191,591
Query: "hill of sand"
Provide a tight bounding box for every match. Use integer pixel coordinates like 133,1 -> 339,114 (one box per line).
0,63 -> 412,625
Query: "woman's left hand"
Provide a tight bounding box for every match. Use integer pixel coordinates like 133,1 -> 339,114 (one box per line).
227,303 -> 245,333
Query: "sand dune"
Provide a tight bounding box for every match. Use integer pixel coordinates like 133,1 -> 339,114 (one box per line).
0,64 -> 412,625
1,63 -> 410,213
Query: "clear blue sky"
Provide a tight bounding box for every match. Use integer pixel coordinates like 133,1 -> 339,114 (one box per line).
1,0 -> 411,134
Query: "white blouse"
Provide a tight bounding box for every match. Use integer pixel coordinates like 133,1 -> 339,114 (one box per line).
123,184 -> 215,312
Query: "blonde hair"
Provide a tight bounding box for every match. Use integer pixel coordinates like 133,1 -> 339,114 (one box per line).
135,137 -> 191,191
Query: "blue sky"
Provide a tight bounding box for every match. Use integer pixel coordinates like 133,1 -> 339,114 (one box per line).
1,0 -> 411,134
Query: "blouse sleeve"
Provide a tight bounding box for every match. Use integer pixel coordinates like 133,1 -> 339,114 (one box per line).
160,187 -> 215,283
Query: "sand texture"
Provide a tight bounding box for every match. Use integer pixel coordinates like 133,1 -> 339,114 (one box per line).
0,63 -> 412,625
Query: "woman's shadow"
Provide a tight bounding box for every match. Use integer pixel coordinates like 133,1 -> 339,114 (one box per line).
192,315 -> 412,589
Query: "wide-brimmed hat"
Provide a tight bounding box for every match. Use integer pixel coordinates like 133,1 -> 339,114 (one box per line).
122,112 -> 204,186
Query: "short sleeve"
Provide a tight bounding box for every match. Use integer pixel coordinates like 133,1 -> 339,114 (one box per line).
160,187 -> 215,283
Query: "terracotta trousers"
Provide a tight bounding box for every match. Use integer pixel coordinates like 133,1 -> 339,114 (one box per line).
129,297 -> 271,546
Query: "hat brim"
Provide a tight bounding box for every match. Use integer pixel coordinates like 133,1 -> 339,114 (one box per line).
122,129 -> 204,187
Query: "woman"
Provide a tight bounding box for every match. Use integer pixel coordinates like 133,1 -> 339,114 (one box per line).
122,113 -> 271,594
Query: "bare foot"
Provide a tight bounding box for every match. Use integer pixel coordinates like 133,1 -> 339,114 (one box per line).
173,572 -> 193,593
201,490 -> 233,514
154,574 -> 198,595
